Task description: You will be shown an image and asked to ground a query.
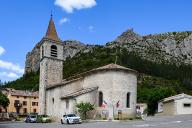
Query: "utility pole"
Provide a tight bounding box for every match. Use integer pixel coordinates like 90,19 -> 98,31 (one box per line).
115,48 -> 118,64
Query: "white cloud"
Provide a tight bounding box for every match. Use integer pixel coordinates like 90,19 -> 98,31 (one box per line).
55,0 -> 97,13
0,72 -> 19,78
88,25 -> 94,32
0,46 -> 5,56
0,46 -> 23,82
59,17 -> 70,24
0,60 -> 24,74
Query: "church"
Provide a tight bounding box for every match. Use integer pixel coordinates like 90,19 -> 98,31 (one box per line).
38,16 -> 138,120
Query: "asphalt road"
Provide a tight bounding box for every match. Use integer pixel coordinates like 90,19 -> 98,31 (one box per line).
1,114 -> 192,128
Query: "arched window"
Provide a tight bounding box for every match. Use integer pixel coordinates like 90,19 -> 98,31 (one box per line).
52,98 -> 54,104
126,92 -> 130,108
66,100 -> 69,109
42,46 -> 44,58
99,91 -> 103,107
51,45 -> 57,57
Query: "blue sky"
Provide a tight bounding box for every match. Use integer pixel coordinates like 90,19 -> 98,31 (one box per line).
0,0 -> 192,82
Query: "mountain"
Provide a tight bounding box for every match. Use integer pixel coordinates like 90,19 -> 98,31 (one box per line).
108,29 -> 192,65
25,29 -> 192,74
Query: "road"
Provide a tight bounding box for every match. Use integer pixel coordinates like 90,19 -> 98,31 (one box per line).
1,114 -> 192,128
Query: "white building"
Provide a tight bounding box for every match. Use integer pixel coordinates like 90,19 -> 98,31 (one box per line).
158,93 -> 192,115
38,16 -> 138,120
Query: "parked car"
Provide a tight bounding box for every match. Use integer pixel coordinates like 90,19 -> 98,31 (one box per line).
9,112 -> 18,118
24,115 -> 37,123
61,114 -> 82,124
37,115 -> 51,123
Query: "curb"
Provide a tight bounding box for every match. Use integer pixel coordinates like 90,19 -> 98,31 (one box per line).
82,119 -> 142,123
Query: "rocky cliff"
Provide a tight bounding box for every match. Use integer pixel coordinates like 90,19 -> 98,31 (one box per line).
25,29 -> 192,73
107,29 -> 192,65
25,43 -> 41,73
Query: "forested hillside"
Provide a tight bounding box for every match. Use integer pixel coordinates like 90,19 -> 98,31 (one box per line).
1,72 -> 39,91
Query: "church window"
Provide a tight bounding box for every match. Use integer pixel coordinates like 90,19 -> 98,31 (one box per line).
42,46 -> 44,58
66,100 -> 69,109
126,92 -> 130,108
51,45 -> 57,58
52,98 -> 54,104
99,91 -> 103,107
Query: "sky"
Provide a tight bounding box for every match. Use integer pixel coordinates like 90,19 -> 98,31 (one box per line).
0,0 -> 192,82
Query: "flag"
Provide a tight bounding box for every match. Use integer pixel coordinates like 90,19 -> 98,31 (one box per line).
101,100 -> 107,108
116,100 -> 120,108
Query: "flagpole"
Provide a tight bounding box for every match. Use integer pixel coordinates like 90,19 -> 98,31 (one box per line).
113,103 -> 115,120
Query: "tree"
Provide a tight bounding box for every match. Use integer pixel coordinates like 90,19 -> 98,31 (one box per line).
76,102 -> 94,120
147,87 -> 176,115
0,91 -> 10,110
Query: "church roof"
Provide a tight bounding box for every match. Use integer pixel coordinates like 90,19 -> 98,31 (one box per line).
44,16 -> 61,42
96,63 -> 136,71
60,87 -> 98,99
2,88 -> 38,97
64,63 -> 137,82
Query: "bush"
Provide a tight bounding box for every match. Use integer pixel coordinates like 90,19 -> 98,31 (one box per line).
37,115 -> 51,123
0,91 -> 9,109
76,102 -> 94,120
147,87 -> 176,115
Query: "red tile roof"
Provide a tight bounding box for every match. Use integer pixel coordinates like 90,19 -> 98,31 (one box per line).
45,16 -> 61,42
2,88 -> 38,97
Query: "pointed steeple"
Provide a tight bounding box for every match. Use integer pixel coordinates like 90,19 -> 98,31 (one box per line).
45,15 -> 61,41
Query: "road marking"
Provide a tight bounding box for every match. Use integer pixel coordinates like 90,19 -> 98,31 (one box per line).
133,124 -> 155,127
133,120 -> 182,127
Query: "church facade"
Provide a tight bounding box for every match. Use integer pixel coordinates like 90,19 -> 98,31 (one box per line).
38,16 -> 138,120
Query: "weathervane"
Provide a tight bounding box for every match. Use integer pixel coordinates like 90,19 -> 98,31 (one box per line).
51,11 -> 53,18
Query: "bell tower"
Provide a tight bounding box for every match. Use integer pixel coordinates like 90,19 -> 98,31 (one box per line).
39,15 -> 63,115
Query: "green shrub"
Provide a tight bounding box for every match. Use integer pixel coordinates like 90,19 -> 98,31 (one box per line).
37,115 -> 51,123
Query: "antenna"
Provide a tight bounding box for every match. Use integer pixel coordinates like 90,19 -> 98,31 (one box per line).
115,48 -> 117,64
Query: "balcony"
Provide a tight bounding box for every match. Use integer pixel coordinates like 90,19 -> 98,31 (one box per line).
14,102 -> 22,107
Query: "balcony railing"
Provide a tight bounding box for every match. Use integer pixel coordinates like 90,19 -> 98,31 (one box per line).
14,102 -> 22,107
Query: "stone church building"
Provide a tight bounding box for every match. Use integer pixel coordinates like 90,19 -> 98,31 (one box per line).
38,16 -> 138,120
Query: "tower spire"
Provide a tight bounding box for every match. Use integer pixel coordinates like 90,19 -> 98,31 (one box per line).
51,11 -> 53,18
45,15 -> 60,41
